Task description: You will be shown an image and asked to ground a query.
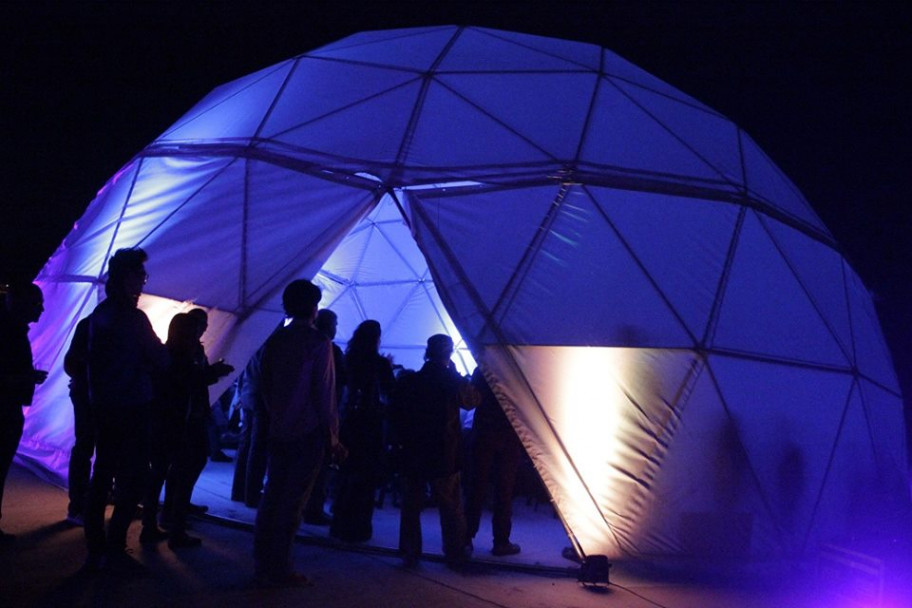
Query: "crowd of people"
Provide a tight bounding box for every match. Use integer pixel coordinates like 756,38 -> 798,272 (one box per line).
0,246 -> 528,587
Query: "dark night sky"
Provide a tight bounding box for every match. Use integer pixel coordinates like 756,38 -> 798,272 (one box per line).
2,2 -> 911,398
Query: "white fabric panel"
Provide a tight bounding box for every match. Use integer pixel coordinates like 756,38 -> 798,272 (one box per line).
581,78 -> 738,185
262,59 -> 418,141
440,27 -> 601,72
407,81 -> 555,169
45,160 -> 142,280
503,189 -> 692,346
136,157 -> 248,308
611,78 -> 744,187
435,72 -> 596,161
712,211 -> 849,366
709,355 -> 855,554
590,187 -> 739,343
277,81 -> 422,167
161,61 -> 295,141
408,185 -> 557,338
481,345 -> 702,557
740,132 -> 828,234
761,215 -> 854,360
859,380 -> 908,481
309,26 -> 454,71
845,267 -> 900,390
241,161 -> 378,310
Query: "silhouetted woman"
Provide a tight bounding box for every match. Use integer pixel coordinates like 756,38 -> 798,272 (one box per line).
329,320 -> 395,542
159,312 -> 231,548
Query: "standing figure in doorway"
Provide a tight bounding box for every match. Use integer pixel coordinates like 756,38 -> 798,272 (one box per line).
392,334 -> 473,568
253,280 -> 346,587
329,320 -> 395,542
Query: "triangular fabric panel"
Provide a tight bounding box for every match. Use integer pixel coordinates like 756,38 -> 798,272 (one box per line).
760,215 -> 854,361
499,187 -> 693,346
309,26 -> 456,72
610,78 -> 743,187
160,61 -> 295,141
581,78 -> 735,185
439,27 -> 601,72
641,363 -> 774,556
276,81 -> 423,167
43,160 -> 143,281
709,354 -> 855,554
845,267 -> 900,390
407,81 -> 555,169
589,186 -> 739,343
435,72 -> 596,161
406,185 -> 559,340
712,210 -> 850,367
242,161 -> 378,311
601,52 -> 713,111
740,132 -> 829,234
262,59 -> 420,141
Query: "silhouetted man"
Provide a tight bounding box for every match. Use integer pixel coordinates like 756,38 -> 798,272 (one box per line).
0,283 -> 47,541
83,248 -> 168,573
63,316 -> 92,526
302,308 -> 345,526
392,334 -> 472,568
253,280 -> 346,587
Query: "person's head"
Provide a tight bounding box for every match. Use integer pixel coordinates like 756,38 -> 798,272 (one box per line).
105,247 -> 148,303
282,280 -> 322,322
424,334 -> 454,364
315,309 -> 338,340
348,320 -> 381,353
166,312 -> 198,351
4,282 -> 44,324
187,307 -> 208,339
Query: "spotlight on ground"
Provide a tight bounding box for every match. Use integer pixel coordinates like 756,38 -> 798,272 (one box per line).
577,554 -> 611,587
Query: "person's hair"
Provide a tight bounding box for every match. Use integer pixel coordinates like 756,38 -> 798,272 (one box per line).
315,309 -> 337,334
282,280 -> 321,318
424,334 -> 454,361
106,248 -> 147,294
345,320 -> 382,383
166,312 -> 198,353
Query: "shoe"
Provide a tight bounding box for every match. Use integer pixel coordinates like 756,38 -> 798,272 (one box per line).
139,526 -> 168,544
491,542 -> 521,556
210,451 -> 232,463
303,512 -> 332,526
65,512 -> 85,527
168,533 -> 202,549
188,503 -> 209,515
254,571 -> 314,588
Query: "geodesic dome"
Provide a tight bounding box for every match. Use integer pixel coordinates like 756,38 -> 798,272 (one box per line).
22,25 -> 907,558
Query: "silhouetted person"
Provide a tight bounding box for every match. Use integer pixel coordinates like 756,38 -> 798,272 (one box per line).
230,353 -> 269,507
253,280 -> 346,587
153,311 -> 232,549
82,248 -> 168,574
330,320 -> 395,542
302,309 -> 345,526
464,367 -> 522,556
392,334 -> 472,568
0,282 -> 47,542
62,316 -> 95,526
